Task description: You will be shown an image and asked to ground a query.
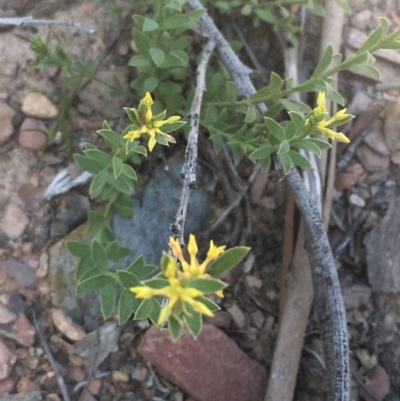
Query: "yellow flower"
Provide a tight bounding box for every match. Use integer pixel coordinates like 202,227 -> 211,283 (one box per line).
313,92 -> 328,116
130,256 -> 214,325
310,92 -> 351,144
169,234 -> 226,296
123,92 -> 181,151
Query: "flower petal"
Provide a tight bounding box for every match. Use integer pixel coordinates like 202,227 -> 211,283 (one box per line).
169,237 -> 190,272
153,115 -> 181,128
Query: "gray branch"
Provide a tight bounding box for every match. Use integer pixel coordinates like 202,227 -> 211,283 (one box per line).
0,16 -> 96,34
171,39 -> 215,243
186,1 -> 349,400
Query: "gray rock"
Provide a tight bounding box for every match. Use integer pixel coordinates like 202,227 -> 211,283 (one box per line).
0,392 -> 42,401
112,153 -> 211,267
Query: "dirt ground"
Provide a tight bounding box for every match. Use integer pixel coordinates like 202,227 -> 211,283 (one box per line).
1,1 -> 400,401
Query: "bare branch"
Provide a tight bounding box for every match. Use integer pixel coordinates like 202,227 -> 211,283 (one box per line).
0,16 -> 96,33
186,2 -> 350,400
171,39 -> 215,243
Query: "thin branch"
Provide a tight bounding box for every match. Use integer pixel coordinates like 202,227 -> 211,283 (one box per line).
171,38 -> 215,242
33,313 -> 71,401
0,16 -> 96,34
186,2 -> 350,400
286,167 -> 350,401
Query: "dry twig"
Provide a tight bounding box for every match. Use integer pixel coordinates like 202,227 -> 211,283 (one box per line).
185,1 -> 350,399
0,16 -> 96,33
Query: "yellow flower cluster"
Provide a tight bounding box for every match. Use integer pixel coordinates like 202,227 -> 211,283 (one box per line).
123,92 -> 181,151
309,92 -> 351,144
130,235 -> 226,325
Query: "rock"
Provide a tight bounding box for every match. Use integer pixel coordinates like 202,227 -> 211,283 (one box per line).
359,365 -> 390,401
351,9 -> 372,30
349,193 -> 366,207
1,204 -> 29,239
365,195 -> 400,292
0,391 -> 42,401
384,98 -> 400,152
335,163 -> 364,190
227,304 -> 246,329
4,259 -> 36,288
391,150 -> 400,165
78,68 -> 129,119
342,284 -> 372,309
69,322 -> 120,370
363,124 -> 390,157
357,144 -> 389,173
0,102 -> 15,144
21,93 -> 58,119
88,379 -> 101,395
250,310 -> 265,329
245,275 -> 262,290
0,313 -> 35,346
51,308 -> 87,342
66,364 -> 86,382
0,377 -> 14,395
16,377 -> 40,393
203,311 -> 232,328
131,366 -> 147,382
0,302 -> 16,325
18,118 -> 47,150
112,370 -> 130,383
139,324 -> 267,401
0,340 -> 16,380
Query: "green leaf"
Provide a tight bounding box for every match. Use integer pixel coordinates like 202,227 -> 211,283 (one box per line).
142,18 -> 159,31
184,309 -> 202,339
209,247 -> 250,276
149,48 -> 165,67
134,298 -> 154,320
67,241 -> 91,258
195,296 -> 220,312
117,270 -> 139,288
277,139 -> 290,154
288,150 -> 313,169
249,146 -> 274,160
112,156 -> 123,179
159,50 -> 188,68
100,281 -> 116,319
162,14 -> 190,30
244,104 -> 258,124
76,257 -> 94,282
325,90 -> 344,107
89,169 -> 108,199
278,153 -> 292,174
84,149 -> 111,168
148,298 -> 161,325
265,117 -> 285,141
74,154 -> 104,174
143,76 -> 159,92
254,7 -> 274,23
129,55 -> 152,68
312,44 -> 333,77
97,123 -> 121,150
159,120 -> 186,134
127,256 -> 157,279
308,138 -> 331,150
118,289 -> 134,324
168,315 -> 183,341
108,174 -> 134,194
352,64 -> 381,80
142,278 -> 169,289
189,278 -> 227,293
78,269 -> 109,292
121,164 -> 137,180
291,139 -> 321,157
357,20 -> 386,54
105,241 -> 131,262
132,28 -> 150,55
92,240 -> 108,270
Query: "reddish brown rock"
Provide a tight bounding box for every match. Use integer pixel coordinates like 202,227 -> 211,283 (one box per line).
0,339 -> 16,380
1,204 -> 29,239
0,102 -> 15,144
0,377 -> 14,394
139,324 -> 267,401
18,118 -> 47,150
16,376 -> 40,392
